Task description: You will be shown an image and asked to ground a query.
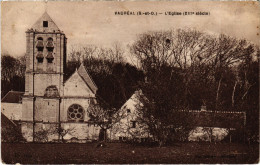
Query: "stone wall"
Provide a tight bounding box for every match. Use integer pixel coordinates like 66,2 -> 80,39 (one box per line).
64,71 -> 95,97
33,74 -> 62,96
21,122 -> 33,142
25,32 -> 65,96
35,97 -> 60,122
62,123 -> 100,141
1,103 -> 22,120
22,97 -> 34,121
21,122 -> 100,142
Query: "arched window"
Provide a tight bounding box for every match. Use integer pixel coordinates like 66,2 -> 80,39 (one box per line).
44,85 -> 59,97
46,38 -> 54,50
46,37 -> 54,63
68,104 -> 84,122
36,52 -> 44,63
36,37 -> 44,63
36,37 -> 44,50
46,52 -> 54,63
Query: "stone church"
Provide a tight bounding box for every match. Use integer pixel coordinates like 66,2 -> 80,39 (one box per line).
2,12 -> 101,142
2,12 -> 246,143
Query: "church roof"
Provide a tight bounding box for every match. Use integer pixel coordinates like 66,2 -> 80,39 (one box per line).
1,91 -> 24,103
77,64 -> 98,94
31,12 -> 60,33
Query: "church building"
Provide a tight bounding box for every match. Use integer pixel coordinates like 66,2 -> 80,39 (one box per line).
2,12 -> 246,143
2,12 -> 100,142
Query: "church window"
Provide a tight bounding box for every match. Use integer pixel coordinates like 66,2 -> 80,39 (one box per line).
46,38 -> 54,51
36,37 -> 44,51
67,104 -> 84,122
36,52 -> 44,63
43,21 -> 48,27
37,37 -> 43,40
36,37 -> 44,63
44,85 -> 59,97
46,38 -> 54,62
46,52 -> 54,63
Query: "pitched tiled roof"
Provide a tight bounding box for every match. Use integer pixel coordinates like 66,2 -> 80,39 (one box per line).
1,91 -> 24,103
77,64 -> 98,94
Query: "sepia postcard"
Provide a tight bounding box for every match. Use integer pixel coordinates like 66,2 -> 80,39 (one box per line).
1,1 -> 259,164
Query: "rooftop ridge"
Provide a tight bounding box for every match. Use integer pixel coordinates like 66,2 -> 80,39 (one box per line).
176,109 -> 245,114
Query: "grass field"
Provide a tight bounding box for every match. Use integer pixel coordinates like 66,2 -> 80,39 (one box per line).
1,142 -> 259,164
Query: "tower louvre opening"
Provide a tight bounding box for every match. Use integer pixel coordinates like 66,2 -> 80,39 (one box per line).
43,21 -> 48,27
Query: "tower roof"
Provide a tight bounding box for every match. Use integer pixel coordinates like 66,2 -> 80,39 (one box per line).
31,12 -> 60,33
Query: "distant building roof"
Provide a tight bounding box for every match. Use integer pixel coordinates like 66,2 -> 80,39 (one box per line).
1,113 -> 17,127
175,110 -> 246,129
1,91 -> 24,103
122,90 -> 246,129
77,64 -> 98,94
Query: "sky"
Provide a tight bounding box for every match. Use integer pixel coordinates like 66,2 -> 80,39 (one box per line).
1,1 -> 260,58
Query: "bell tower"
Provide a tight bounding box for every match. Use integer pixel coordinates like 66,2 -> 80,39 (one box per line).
24,12 -> 67,96
22,12 -> 67,141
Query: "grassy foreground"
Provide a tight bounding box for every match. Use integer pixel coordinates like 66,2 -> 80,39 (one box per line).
1,142 -> 259,164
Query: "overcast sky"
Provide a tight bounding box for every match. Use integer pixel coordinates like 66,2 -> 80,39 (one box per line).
1,1 -> 259,58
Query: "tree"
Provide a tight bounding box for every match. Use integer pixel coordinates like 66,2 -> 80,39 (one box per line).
34,128 -> 51,143
130,29 -> 215,109
134,67 -> 195,146
1,54 -> 26,97
66,44 -> 144,109
130,28 -> 259,145
87,98 -> 124,141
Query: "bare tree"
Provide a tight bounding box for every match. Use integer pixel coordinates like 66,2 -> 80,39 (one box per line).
130,28 -> 258,145
87,98 -> 124,141
56,124 -> 76,143
131,29 -> 257,110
